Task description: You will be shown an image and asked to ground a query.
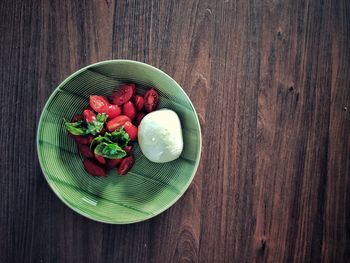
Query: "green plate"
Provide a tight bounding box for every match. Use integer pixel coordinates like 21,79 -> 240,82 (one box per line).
36,60 -> 202,224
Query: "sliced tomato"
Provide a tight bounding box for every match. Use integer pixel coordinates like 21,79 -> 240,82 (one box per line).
105,104 -> 121,119
135,112 -> 145,126
71,114 -> 84,122
89,96 -> 109,113
83,109 -> 96,123
95,153 -> 106,165
124,121 -> 138,141
134,95 -> 144,112
117,156 -> 134,176
83,159 -> 107,176
73,135 -> 93,145
106,115 -> 131,132
111,83 -> 136,106
90,95 -> 121,118
144,88 -> 159,113
77,144 -> 94,158
124,145 -> 133,154
122,101 -> 137,121
106,158 -> 122,170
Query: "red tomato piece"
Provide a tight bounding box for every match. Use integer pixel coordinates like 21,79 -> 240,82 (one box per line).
124,145 -> 133,154
105,104 -> 121,119
73,135 -> 93,145
106,115 -> 131,132
83,109 -> 96,123
135,112 -> 145,126
77,144 -> 94,158
89,96 -> 109,113
83,159 -> 107,176
124,121 -> 138,141
95,153 -> 106,165
144,88 -> 159,113
106,158 -> 122,170
71,114 -> 84,122
117,156 -> 134,176
122,101 -> 137,121
90,95 -> 121,118
111,83 -> 136,106
133,95 -> 144,112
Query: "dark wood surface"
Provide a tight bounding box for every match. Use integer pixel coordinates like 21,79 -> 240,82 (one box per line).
1,0 -> 349,262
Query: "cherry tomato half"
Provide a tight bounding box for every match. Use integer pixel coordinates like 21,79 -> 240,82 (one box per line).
106,158 -> 122,170
83,109 -> 96,123
77,144 -> 94,158
135,112 -> 145,126
144,88 -> 159,113
106,115 -> 131,132
133,95 -> 144,112
90,95 -> 121,118
95,153 -> 106,165
124,145 -> 133,154
106,104 -> 121,119
83,159 -> 107,176
123,121 -> 138,141
122,101 -> 137,121
72,134 -> 94,145
89,96 -> 109,113
117,156 -> 134,176
111,83 -> 136,106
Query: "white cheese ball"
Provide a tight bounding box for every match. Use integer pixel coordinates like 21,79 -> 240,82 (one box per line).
138,109 -> 183,163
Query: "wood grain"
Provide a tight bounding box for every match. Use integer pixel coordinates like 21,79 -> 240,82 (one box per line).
0,0 -> 349,262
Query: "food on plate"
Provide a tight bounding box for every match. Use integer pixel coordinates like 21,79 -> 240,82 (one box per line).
90,95 -> 121,118
111,83 -> 136,105
123,101 -> 137,121
123,121 -> 138,141
118,156 -> 135,175
106,115 -> 131,132
64,84 -> 160,176
138,109 -> 183,163
64,83 -> 183,177
135,112 -> 145,126
133,95 -> 144,112
83,159 -> 107,177
144,88 -> 159,113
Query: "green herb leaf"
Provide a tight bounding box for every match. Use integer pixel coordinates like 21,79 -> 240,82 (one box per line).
89,128 -> 130,149
67,120 -> 83,127
90,135 -> 113,149
94,142 -> 126,159
86,113 -> 108,135
110,128 -> 130,147
64,120 -> 87,135
87,122 -> 103,135
96,113 -> 108,122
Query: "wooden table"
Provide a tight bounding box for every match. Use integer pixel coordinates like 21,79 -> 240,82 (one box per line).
1,0 -> 349,262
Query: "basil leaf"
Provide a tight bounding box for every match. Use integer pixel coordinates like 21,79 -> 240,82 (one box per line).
64,120 -> 87,135
64,113 -> 108,136
90,135 -> 113,149
110,128 -> 130,147
87,122 -> 104,135
96,113 -> 108,122
67,120 -> 84,127
94,142 -> 126,159
86,113 -> 108,135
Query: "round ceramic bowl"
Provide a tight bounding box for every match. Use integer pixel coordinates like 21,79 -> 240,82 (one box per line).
36,60 -> 202,224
